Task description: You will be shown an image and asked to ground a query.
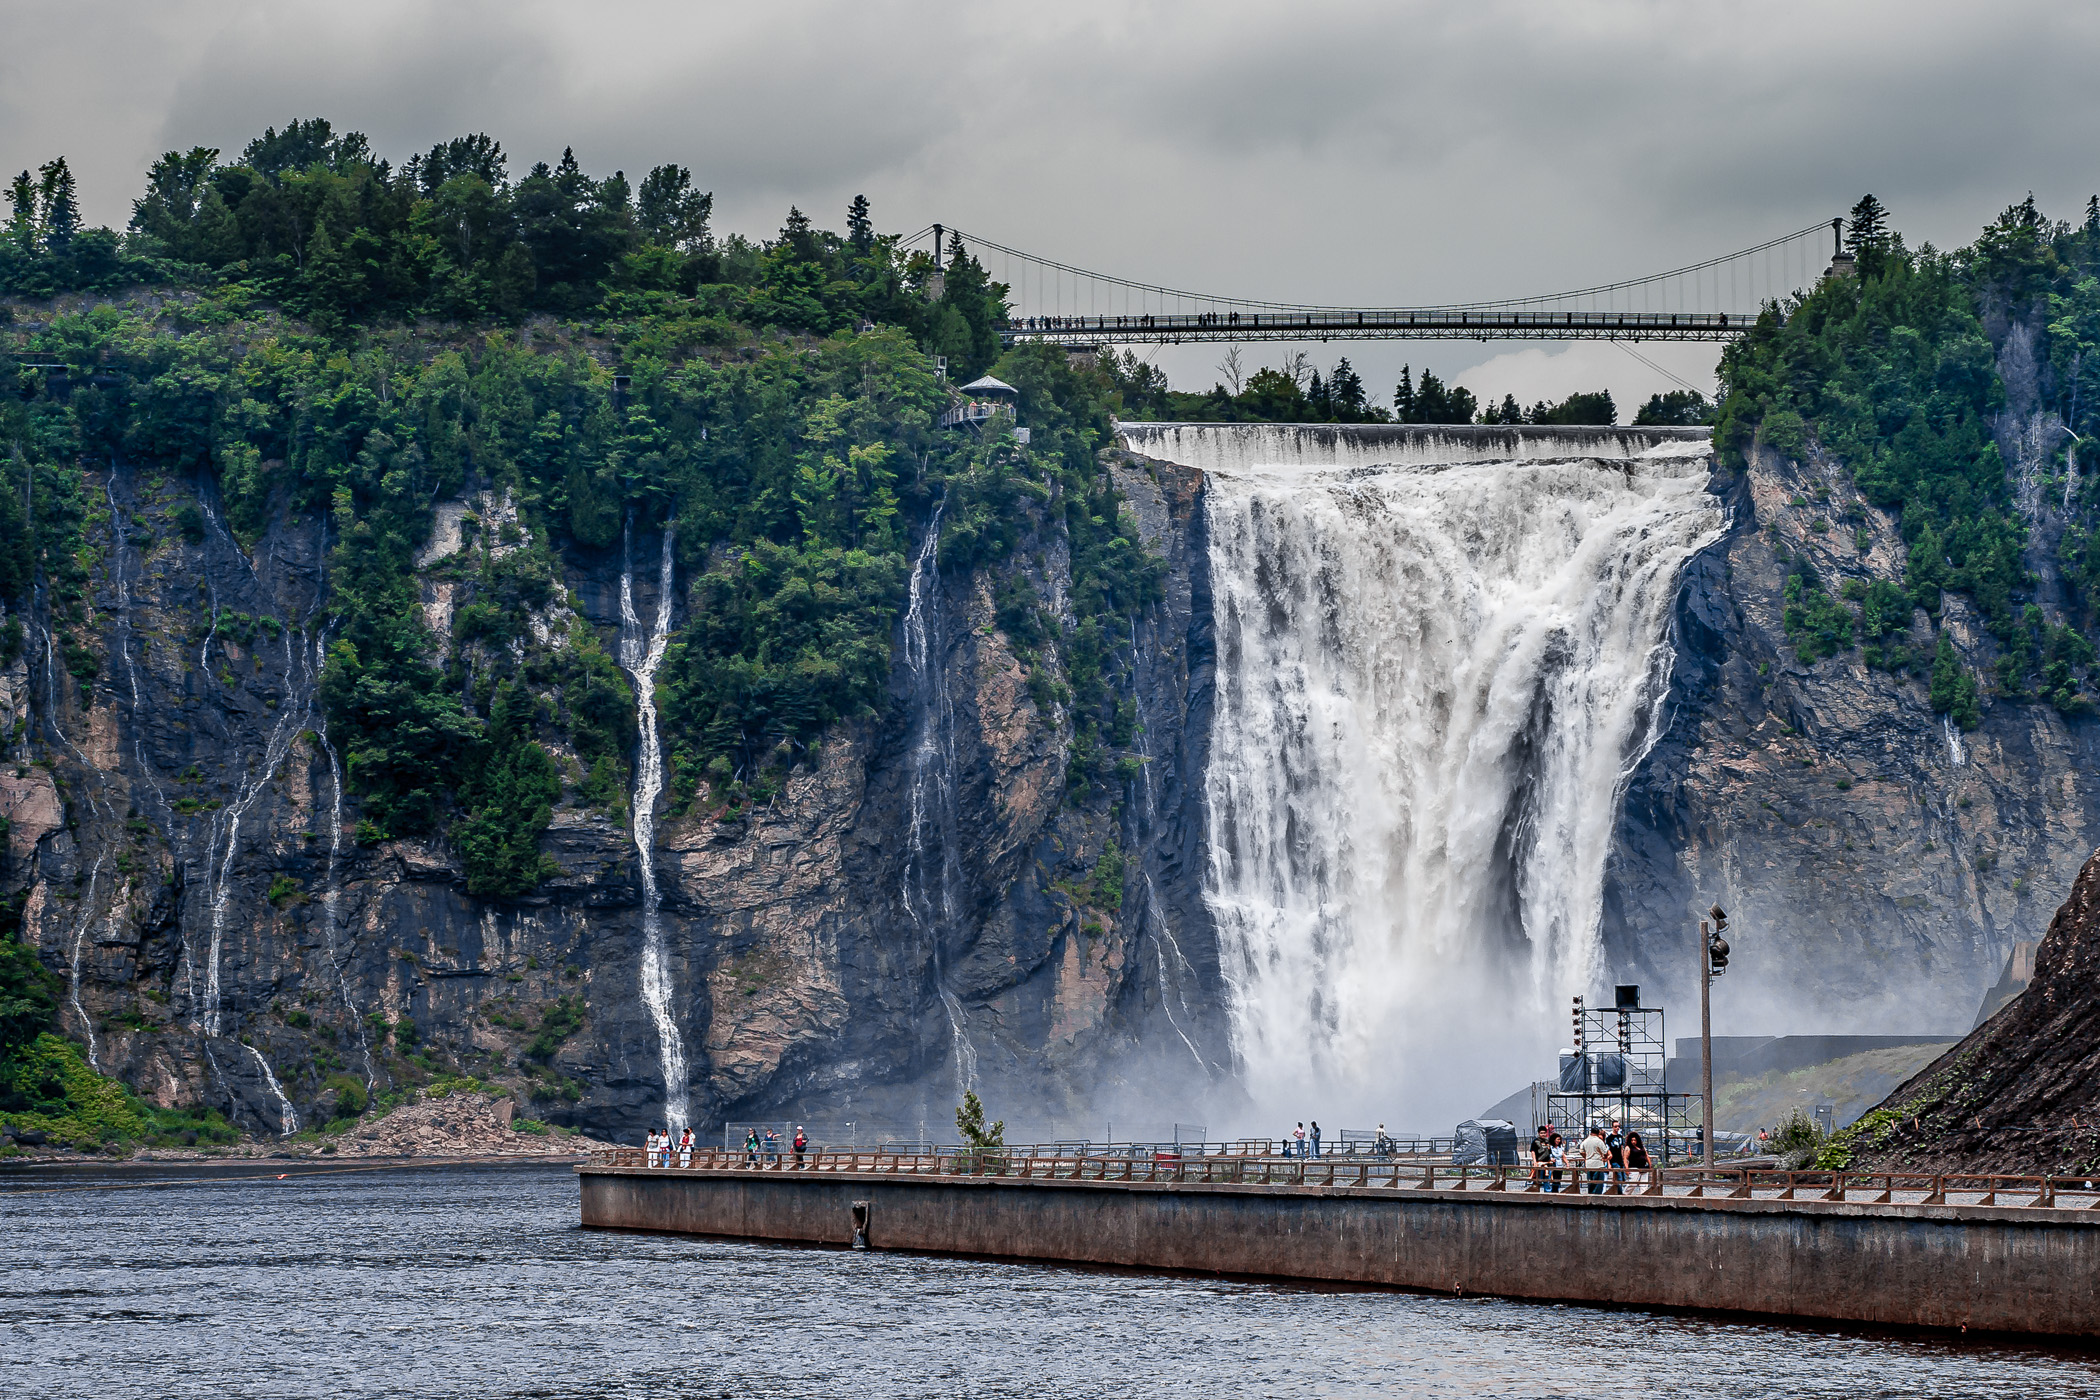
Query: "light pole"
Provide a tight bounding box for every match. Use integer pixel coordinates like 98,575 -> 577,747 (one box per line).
1700,905 -> 1730,1169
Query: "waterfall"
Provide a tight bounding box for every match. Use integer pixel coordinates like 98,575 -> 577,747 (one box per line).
1943,714 -> 1967,768
897,498 -> 978,1092
244,1042 -> 299,1134
189,497 -> 315,1039
315,712 -> 375,1087
1122,424 -> 1724,1126
618,519 -> 689,1132
106,476 -> 168,816
66,856 -> 106,1070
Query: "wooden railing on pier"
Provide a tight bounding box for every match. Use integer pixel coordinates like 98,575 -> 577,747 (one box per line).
588,1146 -> 2100,1213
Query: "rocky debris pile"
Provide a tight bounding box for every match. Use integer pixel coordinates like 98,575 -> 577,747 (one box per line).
326,1090 -> 601,1159
1841,846 -> 2100,1176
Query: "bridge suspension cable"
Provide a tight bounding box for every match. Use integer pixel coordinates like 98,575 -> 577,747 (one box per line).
906,218 -> 1843,344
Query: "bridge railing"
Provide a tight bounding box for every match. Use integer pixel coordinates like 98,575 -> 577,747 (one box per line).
588,1147 -> 2100,1212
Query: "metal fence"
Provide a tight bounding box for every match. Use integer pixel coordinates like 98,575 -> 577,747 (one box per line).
590,1146 -> 2100,1212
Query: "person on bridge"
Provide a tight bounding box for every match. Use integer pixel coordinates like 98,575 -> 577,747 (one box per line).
793,1127 -> 809,1165
1292,1123 -> 1307,1158
745,1128 -> 761,1164
1309,1122 -> 1322,1159
1530,1126 -> 1554,1191
677,1127 -> 693,1169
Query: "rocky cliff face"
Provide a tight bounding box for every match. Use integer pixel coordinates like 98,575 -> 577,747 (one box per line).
13,454 -> 1226,1141
1841,843 -> 2100,1177
1604,438 -> 2100,1036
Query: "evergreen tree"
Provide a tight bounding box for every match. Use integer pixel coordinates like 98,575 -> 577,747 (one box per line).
846,194 -> 873,252
1329,357 -> 1370,421
35,159 -> 78,255
1392,366 -> 1417,423
5,171 -> 34,250
1846,194 -> 1890,259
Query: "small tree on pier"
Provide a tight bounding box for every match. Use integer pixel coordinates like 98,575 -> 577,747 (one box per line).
956,1090 -> 1005,1151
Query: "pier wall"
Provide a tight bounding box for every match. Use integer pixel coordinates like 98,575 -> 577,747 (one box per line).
578,1167 -> 2100,1336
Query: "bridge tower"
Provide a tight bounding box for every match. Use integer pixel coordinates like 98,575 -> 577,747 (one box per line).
1824,217 -> 1857,279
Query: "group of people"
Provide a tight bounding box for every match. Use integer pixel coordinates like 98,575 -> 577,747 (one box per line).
642,1125 -> 813,1168
1527,1120 -> 1652,1193
1283,1121 -> 1325,1158
645,1128 -> 695,1168
740,1127 -> 810,1165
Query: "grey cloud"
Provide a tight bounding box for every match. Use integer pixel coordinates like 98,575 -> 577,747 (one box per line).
7,0 -> 2099,400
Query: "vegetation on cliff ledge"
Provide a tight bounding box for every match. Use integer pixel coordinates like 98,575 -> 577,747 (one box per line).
1717,193 -> 2100,722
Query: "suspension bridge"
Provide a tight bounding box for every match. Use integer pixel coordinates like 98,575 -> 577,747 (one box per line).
907,219 -> 1849,347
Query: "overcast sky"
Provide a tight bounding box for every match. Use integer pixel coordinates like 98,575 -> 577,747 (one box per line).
6,0 -> 2097,412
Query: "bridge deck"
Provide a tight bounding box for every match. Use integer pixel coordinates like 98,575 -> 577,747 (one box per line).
1001,308 -> 1749,345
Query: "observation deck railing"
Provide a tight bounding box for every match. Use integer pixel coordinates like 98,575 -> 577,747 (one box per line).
590,1145 -> 2100,1213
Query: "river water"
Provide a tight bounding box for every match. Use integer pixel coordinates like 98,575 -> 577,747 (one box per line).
5,1162 -> 2096,1398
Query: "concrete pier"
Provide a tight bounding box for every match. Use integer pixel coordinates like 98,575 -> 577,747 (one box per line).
580,1161 -> 2100,1336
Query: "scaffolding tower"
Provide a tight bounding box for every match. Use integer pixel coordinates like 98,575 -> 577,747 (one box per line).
1543,986 -> 1705,1167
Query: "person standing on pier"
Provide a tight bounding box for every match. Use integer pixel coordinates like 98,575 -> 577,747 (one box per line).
678,1128 -> 693,1169
1530,1126 -> 1554,1191
793,1127 -> 808,1166
745,1128 -> 761,1164
1309,1122 -> 1322,1159
1581,1125 -> 1610,1194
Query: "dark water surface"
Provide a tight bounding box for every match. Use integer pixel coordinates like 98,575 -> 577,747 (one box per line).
5,1161 -> 2097,1399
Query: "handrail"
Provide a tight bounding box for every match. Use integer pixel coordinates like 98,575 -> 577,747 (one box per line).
587,1147 -> 2100,1213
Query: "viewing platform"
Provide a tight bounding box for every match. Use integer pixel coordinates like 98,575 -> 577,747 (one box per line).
579,1146 -> 2100,1338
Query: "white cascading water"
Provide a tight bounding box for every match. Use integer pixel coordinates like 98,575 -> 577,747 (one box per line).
67,856 -> 106,1070
1121,424 -> 1725,1127
245,1042 -> 299,1133
896,499 -> 979,1093
619,520 -> 689,1132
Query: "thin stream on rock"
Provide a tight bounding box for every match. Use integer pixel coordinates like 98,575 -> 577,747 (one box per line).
897,497 -> 977,1093
618,518 -> 689,1132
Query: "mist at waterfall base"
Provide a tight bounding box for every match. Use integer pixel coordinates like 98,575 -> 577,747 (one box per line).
1129,426 -> 1725,1135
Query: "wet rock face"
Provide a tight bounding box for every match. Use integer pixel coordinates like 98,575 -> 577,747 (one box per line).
25,459 -> 1227,1142
1604,444 -> 2100,1036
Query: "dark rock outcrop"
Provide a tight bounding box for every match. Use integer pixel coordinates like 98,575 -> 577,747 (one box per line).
1840,845 -> 2100,1176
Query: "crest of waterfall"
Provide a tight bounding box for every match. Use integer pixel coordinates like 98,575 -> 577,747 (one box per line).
1122,424 -> 1724,1127
897,499 -> 978,1092
618,519 -> 689,1133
